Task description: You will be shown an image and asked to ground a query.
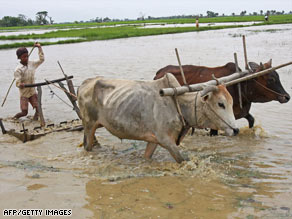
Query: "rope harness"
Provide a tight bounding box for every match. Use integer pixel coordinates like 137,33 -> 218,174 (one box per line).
252,79 -> 287,97
165,75 -> 236,136
204,102 -> 236,130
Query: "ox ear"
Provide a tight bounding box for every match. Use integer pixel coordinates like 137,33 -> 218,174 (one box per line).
248,62 -> 260,72
266,59 -> 272,67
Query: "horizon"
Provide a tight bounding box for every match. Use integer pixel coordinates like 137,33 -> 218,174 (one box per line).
1,0 -> 292,23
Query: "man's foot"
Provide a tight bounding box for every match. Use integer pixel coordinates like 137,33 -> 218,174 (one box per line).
33,114 -> 39,121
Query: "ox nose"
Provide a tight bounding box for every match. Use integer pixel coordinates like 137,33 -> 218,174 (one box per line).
285,94 -> 290,102
233,128 -> 239,136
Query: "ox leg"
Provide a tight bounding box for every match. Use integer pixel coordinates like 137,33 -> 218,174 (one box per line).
245,113 -> 255,128
144,142 -> 158,159
84,121 -> 102,151
159,140 -> 185,163
210,129 -> 218,136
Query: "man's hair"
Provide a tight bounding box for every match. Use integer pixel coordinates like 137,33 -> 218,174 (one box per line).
16,47 -> 28,59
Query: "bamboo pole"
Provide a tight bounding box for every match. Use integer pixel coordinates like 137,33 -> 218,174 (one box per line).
57,82 -> 81,119
242,35 -> 250,71
37,86 -> 45,127
160,61 -> 292,96
57,61 -> 77,101
1,79 -> 15,107
175,48 -> 187,85
225,61 -> 292,86
234,53 -> 243,109
24,76 -> 73,88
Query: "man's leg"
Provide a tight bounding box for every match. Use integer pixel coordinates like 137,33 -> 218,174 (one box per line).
29,94 -> 39,121
14,97 -> 28,119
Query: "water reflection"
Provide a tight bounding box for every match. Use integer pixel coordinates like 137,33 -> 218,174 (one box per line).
0,37 -> 84,45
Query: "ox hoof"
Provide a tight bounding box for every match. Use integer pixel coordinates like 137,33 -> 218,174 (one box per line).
210,129 -> 218,136
84,144 -> 93,151
93,141 -> 101,148
182,153 -> 190,162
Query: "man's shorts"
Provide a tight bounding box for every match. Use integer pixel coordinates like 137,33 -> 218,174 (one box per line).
20,94 -> 38,111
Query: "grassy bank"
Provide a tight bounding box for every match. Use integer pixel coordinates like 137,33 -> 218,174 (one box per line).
0,24 -> 246,49
0,14 -> 291,49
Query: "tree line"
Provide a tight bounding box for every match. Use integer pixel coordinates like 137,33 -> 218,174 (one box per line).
0,11 -> 53,27
1,10 -> 292,27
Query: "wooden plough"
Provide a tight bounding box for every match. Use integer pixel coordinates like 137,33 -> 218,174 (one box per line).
0,118 -> 82,143
0,72 -> 83,143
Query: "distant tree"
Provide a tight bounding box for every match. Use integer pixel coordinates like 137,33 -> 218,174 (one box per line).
0,15 -> 33,27
94,17 -> 102,23
138,12 -> 145,20
253,12 -> 258,15
103,17 -> 111,22
260,10 -> 263,15
232,13 -> 235,16
36,11 -> 49,25
206,11 -> 218,17
240,10 -> 247,16
48,16 -> 54,24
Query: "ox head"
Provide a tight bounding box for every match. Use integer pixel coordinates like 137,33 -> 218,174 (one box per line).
248,59 -> 290,103
200,85 -> 239,136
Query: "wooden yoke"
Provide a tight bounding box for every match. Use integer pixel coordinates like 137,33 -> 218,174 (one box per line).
160,61 -> 292,96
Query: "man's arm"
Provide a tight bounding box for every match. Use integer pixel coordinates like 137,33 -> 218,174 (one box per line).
14,68 -> 24,89
32,43 -> 45,68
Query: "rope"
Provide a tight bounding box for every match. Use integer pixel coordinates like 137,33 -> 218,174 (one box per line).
194,92 -> 198,126
173,87 -> 186,127
253,79 -> 287,97
205,103 -> 236,130
46,84 -> 73,109
166,74 -> 186,127
44,79 -> 77,99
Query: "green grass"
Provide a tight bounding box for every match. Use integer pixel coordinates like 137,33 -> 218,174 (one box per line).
0,24 -> 245,49
0,14 -> 291,31
0,14 -> 291,49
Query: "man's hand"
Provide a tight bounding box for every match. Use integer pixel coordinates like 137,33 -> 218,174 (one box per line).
34,42 -> 41,48
19,83 -> 25,89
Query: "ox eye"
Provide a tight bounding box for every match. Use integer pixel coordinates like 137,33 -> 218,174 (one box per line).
268,78 -> 276,83
218,102 -> 225,109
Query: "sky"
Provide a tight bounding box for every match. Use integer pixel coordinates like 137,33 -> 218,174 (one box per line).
1,0 -> 292,23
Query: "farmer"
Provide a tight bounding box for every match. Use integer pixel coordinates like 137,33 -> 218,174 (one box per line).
195,17 -> 199,28
13,42 -> 44,120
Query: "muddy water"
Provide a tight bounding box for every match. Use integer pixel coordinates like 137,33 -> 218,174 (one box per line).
0,24 -> 292,218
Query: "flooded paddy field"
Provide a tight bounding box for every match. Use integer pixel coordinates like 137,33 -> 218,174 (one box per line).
0,24 -> 292,218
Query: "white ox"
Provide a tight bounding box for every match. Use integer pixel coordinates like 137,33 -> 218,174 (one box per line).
77,73 -> 238,163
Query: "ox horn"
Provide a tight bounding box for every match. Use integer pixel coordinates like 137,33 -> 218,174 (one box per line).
200,85 -> 218,97
212,74 -> 220,85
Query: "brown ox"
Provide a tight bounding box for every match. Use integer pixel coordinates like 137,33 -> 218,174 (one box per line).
154,60 -> 290,135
